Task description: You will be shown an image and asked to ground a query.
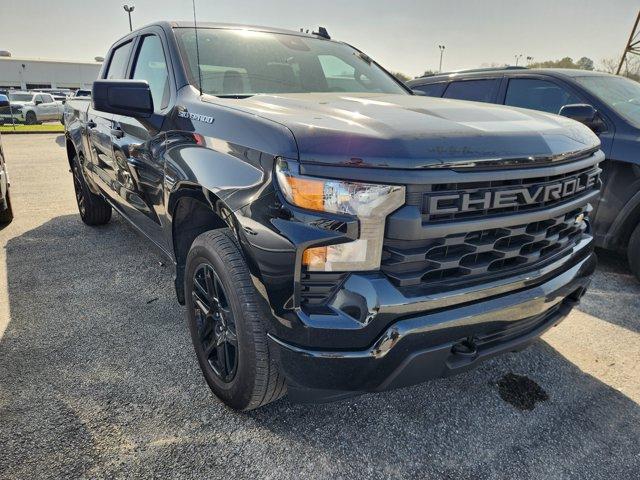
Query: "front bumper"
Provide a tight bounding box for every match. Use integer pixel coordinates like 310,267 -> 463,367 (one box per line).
269,250 -> 596,403
0,112 -> 25,123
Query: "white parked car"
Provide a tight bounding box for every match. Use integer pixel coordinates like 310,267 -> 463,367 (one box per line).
0,91 -> 65,125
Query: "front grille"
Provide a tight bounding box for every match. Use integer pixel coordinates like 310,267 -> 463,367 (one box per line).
406,165 -> 599,222
382,206 -> 588,288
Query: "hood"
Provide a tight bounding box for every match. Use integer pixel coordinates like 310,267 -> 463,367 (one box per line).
210,93 -> 600,168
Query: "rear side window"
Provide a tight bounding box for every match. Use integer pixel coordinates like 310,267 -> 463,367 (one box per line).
106,41 -> 133,79
412,82 -> 447,97
42,94 -> 54,103
132,35 -> 170,111
443,79 -> 500,103
505,78 -> 581,114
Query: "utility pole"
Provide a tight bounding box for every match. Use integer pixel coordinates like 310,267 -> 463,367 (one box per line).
616,9 -> 640,75
123,4 -> 135,32
438,45 -> 446,73
514,54 -> 523,66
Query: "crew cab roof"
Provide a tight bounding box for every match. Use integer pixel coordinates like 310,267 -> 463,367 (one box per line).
126,20 -> 324,40
173,21 -> 317,37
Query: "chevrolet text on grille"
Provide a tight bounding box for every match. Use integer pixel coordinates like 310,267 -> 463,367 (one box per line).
426,170 -> 600,215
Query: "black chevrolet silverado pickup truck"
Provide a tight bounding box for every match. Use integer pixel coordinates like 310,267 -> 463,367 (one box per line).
65,21 -> 602,410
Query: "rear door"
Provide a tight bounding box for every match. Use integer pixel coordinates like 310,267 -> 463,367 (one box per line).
110,29 -> 173,249
86,39 -> 134,198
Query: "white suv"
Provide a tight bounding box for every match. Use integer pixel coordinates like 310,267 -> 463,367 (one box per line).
0,91 -> 64,125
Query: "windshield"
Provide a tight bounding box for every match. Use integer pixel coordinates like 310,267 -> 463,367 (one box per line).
8,93 -> 33,102
574,75 -> 640,128
174,28 -> 407,96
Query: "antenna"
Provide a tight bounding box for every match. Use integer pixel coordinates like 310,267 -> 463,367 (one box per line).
192,0 -> 203,95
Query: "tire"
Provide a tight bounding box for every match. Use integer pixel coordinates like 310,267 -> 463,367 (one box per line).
185,229 -> 286,411
0,190 -> 13,224
628,222 -> 640,282
70,155 -> 112,225
25,111 -> 37,125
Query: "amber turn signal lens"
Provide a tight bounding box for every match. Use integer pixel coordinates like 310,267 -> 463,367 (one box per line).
286,176 -> 325,211
302,246 -> 327,268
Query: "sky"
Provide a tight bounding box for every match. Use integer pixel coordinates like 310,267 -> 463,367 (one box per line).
0,0 -> 638,77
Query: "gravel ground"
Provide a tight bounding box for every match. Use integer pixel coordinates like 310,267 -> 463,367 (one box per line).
1,134 -> 639,479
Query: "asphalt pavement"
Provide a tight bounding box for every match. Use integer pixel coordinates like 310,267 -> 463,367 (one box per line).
1,134 -> 639,479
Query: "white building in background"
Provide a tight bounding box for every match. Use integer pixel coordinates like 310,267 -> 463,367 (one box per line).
0,54 -> 103,91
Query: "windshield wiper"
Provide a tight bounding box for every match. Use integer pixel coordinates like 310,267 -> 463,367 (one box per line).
214,94 -> 255,99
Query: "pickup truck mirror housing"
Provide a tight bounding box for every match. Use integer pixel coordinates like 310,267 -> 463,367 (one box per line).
0,94 -> 8,108
92,80 -> 154,118
559,104 -> 600,131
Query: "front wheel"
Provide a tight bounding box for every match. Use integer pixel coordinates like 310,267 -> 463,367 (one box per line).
25,111 -> 37,125
628,222 -> 640,282
185,229 -> 286,411
71,155 -> 112,225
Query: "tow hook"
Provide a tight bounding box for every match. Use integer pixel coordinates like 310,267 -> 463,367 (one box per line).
452,337 -> 478,358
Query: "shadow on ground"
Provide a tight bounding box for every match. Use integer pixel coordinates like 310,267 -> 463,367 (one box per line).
1,215 -> 639,479
576,248 -> 640,334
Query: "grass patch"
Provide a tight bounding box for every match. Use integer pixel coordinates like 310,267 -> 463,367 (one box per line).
0,123 -> 65,133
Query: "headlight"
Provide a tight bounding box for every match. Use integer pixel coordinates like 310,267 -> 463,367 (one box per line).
275,158 -> 405,272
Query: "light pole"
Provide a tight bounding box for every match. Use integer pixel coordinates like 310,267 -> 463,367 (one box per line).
123,4 -> 135,32
514,54 -> 523,66
438,45 -> 446,73
526,56 -> 534,66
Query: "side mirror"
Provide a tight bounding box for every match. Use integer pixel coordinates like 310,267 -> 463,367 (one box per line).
412,89 -> 427,96
0,94 -> 8,108
35,100 -> 43,105
92,80 -> 154,118
559,104 -> 601,131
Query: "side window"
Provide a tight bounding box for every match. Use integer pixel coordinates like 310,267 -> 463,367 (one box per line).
42,94 -> 54,103
443,79 -> 500,103
505,78 -> 581,114
106,41 -> 133,79
34,94 -> 44,104
412,82 -> 447,97
132,35 -> 170,111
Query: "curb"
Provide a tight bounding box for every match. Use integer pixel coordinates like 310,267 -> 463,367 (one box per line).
0,130 -> 64,135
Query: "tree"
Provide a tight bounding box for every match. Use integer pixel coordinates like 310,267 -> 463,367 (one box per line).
576,57 -> 594,71
528,56 -> 594,70
599,57 -> 640,81
600,57 -> 619,74
391,71 -> 411,82
420,69 -> 438,78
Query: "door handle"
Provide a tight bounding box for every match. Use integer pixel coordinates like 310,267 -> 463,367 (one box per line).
87,120 -> 97,129
111,127 -> 124,139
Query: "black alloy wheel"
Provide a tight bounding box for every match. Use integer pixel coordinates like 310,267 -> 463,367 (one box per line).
25,111 -> 37,125
192,263 -> 239,382
71,161 -> 86,217
70,155 -> 111,225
